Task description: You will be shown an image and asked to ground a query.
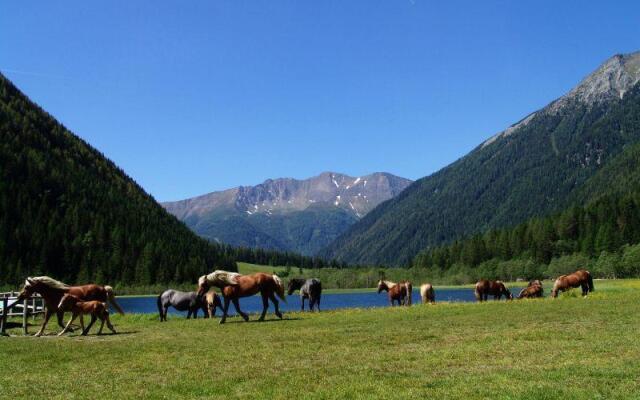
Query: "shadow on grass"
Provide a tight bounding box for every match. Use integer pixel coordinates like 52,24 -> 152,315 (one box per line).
222,317 -> 302,324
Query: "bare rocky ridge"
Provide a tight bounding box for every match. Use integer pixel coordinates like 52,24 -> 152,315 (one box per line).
163,172 -> 411,220
161,172 -> 412,254
483,51 -> 640,148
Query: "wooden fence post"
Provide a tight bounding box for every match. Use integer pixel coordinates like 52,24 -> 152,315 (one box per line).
23,298 -> 28,335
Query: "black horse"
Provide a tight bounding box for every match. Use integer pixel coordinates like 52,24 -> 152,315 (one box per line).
287,278 -> 322,312
157,289 -> 207,321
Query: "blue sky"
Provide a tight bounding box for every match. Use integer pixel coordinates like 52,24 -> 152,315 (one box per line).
1,1 -> 639,201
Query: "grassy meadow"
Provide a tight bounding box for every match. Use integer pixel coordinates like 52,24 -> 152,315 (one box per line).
1,280 -> 639,399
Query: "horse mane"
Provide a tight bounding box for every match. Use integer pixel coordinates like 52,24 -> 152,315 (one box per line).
382,280 -> 397,288
205,270 -> 241,287
26,276 -> 70,290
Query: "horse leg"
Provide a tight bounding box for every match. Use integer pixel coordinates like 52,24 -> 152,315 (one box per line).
259,293 -> 269,321
82,315 -> 97,336
57,309 -> 69,331
269,293 -> 283,319
57,313 -> 77,336
309,296 -> 315,312
163,305 -> 170,322
97,318 -> 105,335
300,295 -> 305,312
219,297 -> 230,324
35,309 -> 53,337
315,294 -> 321,312
232,298 -> 249,322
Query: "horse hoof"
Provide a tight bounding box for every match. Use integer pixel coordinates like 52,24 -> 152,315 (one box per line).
219,319 -> 226,324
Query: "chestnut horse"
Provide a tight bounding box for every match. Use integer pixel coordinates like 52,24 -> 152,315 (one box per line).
14,276 -> 124,336
377,280 -> 412,306
57,294 -> 116,336
197,270 -> 286,324
474,280 -> 513,302
518,280 -> 544,299
551,269 -> 594,298
420,283 -> 435,304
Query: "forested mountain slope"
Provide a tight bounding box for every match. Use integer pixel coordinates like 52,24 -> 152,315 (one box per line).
0,73 -> 236,285
322,52 -> 640,266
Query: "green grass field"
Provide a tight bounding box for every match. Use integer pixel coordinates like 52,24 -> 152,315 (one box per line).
1,280 -> 639,399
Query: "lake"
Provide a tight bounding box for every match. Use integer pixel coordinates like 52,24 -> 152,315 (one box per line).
117,288 -> 484,317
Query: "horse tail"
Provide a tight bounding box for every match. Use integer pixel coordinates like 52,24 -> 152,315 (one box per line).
587,271 -> 594,292
105,285 -> 125,315
272,275 -> 287,303
157,293 -> 163,319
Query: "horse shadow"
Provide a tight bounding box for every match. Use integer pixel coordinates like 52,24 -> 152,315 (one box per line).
224,317 -> 302,324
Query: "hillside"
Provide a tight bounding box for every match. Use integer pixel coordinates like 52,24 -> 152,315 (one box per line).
0,73 -> 233,286
322,51 -> 640,266
162,172 -> 411,255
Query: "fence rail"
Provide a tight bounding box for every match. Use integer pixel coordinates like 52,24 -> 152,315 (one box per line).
0,292 -> 46,336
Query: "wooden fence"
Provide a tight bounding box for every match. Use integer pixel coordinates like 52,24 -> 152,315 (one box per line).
0,292 -> 46,336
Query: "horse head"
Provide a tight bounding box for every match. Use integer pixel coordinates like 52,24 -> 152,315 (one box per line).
57,293 -> 79,311
502,285 -> 513,300
377,280 -> 388,293
287,278 -> 303,295
17,277 -> 40,300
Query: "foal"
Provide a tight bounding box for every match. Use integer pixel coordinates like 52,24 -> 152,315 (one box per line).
57,294 -> 116,336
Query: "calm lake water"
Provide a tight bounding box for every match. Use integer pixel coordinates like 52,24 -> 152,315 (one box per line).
117,288 -> 483,317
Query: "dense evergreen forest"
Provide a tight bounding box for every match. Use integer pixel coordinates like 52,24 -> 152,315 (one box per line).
412,187 -> 640,281
323,54 -> 640,266
0,74 -> 334,287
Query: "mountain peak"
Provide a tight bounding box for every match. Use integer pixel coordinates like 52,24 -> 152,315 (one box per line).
549,50 -> 640,112
161,172 -> 412,255
483,51 -> 640,148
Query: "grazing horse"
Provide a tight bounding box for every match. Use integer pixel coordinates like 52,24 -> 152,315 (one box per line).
197,270 -> 286,324
14,276 -> 124,336
420,283 -> 435,304
475,280 -> 513,302
287,278 -> 322,312
377,280 -> 412,306
205,290 -> 223,318
518,280 -> 544,299
551,270 -> 594,298
157,289 -> 207,321
57,294 -> 116,336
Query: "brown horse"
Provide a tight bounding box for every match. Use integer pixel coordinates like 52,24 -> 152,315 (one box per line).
14,276 -> 124,336
377,280 -> 412,306
474,280 -> 513,302
551,269 -> 594,298
197,270 -> 286,324
420,283 -> 435,304
518,280 -> 544,299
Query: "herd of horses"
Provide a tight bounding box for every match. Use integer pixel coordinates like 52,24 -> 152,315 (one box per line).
7,269 -> 594,336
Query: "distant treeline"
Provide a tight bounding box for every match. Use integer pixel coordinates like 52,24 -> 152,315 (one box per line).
411,191 -> 640,282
